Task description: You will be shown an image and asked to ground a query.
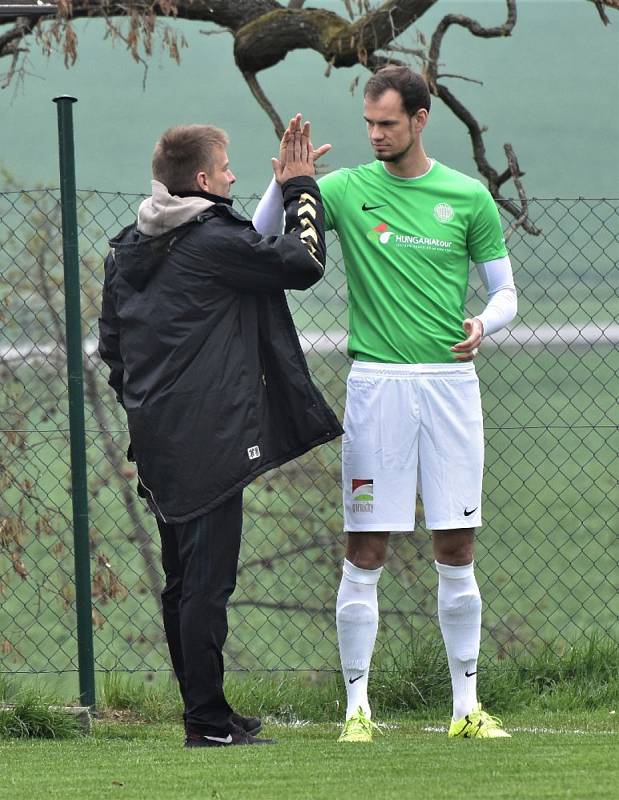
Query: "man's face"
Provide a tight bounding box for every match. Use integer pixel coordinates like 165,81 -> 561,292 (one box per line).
363,89 -> 420,163
202,147 -> 236,198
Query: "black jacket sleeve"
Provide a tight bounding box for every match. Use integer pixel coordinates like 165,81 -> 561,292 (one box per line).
98,251 -> 125,406
199,176 -> 326,292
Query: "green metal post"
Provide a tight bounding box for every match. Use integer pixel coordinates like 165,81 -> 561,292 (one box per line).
53,95 -> 96,709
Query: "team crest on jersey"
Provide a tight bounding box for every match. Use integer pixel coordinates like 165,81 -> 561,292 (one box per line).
352,478 -> 374,513
433,203 -> 454,223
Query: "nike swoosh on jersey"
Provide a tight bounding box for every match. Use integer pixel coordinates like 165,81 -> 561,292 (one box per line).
361,203 -> 387,212
464,507 -> 478,516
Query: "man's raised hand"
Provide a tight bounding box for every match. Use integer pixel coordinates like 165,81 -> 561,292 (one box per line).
272,114 -> 332,184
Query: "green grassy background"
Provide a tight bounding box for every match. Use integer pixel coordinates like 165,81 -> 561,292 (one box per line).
0,195 -> 617,678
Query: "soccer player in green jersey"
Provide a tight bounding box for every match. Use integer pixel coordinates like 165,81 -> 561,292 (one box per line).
253,67 -> 517,741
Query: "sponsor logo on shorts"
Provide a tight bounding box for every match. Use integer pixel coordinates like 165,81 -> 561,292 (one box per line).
352,478 -> 374,513
366,222 -> 453,251
247,445 -> 261,460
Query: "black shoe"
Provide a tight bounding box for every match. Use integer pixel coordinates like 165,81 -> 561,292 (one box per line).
231,711 -> 262,736
184,723 -> 275,748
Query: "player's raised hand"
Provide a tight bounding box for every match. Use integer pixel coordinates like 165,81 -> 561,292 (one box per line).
272,114 -> 332,184
451,317 -> 484,361
276,124 -> 313,182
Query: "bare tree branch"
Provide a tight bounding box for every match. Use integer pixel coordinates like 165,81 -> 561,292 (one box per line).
382,43 -> 427,62
241,69 -> 285,139
502,143 -> 534,240
593,0 -> 611,23
83,361 -> 164,616
588,0 -> 619,25
0,47 -> 21,89
424,1 -> 541,234
233,1 -> 438,73
0,16 -> 34,48
0,0 -> 613,232
436,72 -> 483,86
237,537 -> 335,575
229,599 -> 410,619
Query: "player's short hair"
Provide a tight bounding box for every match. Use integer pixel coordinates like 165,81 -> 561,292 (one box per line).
152,124 -> 229,192
364,66 -> 431,116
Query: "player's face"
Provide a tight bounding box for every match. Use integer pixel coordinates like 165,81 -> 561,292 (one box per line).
199,147 -> 236,198
363,89 -> 419,163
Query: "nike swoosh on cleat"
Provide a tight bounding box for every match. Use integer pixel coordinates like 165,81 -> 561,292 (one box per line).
348,675 -> 364,684
464,507 -> 478,516
361,203 -> 387,211
465,670 -> 477,677
204,734 -> 233,744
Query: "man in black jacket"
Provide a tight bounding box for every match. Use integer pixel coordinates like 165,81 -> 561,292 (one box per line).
98,122 -> 342,747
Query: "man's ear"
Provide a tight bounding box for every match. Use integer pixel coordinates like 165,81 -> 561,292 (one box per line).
196,171 -> 209,192
414,108 -> 429,131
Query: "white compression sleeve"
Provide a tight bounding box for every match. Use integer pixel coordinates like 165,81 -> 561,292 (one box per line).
474,256 -> 518,337
252,177 -> 285,235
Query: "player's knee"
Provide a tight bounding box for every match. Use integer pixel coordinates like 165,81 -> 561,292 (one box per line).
337,598 -> 378,621
439,588 -> 481,614
433,531 -> 475,564
348,554 -> 384,572
346,541 -> 388,570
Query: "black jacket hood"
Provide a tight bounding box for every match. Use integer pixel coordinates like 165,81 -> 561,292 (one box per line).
109,222 -> 191,291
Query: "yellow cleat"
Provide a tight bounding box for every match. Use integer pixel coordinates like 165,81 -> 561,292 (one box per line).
448,704 -> 511,738
338,708 -> 382,743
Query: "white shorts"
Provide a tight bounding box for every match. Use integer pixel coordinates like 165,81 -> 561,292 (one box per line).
342,361 -> 484,532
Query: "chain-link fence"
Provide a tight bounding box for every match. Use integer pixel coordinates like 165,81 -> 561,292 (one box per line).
0,190 -> 617,677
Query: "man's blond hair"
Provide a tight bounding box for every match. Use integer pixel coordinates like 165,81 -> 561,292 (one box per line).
152,124 -> 229,192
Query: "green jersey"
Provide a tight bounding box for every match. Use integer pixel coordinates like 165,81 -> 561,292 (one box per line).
318,160 -> 508,364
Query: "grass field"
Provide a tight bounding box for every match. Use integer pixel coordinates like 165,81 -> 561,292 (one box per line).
0,711 -> 616,800
1,640 -> 617,799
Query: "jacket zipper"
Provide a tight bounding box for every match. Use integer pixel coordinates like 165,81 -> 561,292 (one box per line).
138,473 -> 167,523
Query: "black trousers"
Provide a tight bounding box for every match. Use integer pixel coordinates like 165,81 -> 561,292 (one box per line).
157,491 -> 243,736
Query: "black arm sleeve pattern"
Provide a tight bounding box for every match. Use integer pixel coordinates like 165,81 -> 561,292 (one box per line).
199,176 -> 327,293
281,176 -> 326,270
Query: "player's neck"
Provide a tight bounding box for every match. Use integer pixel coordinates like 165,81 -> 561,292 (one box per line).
383,141 -> 430,179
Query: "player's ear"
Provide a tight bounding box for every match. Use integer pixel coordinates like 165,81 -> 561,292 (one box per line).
413,108 -> 428,131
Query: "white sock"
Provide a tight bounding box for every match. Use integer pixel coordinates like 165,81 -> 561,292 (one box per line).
336,558 -> 383,719
436,560 -> 482,721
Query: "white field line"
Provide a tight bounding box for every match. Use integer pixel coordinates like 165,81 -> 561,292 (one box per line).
1,323 -> 618,367
423,725 -> 616,736
267,719 -> 402,730
264,716 -> 312,728
250,720 -> 617,736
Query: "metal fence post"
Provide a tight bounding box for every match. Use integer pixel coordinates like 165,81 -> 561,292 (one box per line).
53,95 -> 96,708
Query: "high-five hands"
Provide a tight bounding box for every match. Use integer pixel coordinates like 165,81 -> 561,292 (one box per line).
272,113 -> 332,185
451,318 -> 484,362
